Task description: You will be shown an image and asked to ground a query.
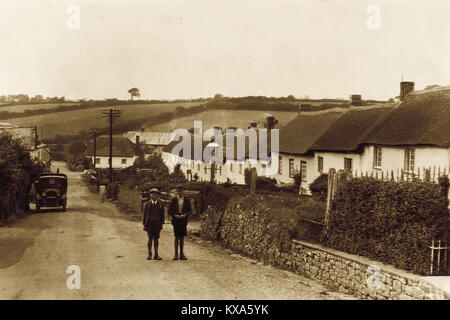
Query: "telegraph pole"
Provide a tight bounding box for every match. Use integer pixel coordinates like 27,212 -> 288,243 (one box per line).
101,107 -> 121,184
88,129 -> 98,169
93,130 -> 97,169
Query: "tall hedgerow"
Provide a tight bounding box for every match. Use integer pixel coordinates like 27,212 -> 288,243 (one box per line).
323,176 -> 450,275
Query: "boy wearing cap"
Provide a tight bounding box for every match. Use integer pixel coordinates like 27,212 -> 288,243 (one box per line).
143,188 -> 165,260
168,185 -> 191,260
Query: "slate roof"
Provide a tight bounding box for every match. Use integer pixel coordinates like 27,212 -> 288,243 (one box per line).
125,131 -> 176,146
162,130 -> 274,162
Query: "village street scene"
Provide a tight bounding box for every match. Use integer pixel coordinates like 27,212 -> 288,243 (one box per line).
0,0 -> 449,302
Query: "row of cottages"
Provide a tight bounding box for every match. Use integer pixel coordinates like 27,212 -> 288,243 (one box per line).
86,135 -> 138,168
0,122 -> 50,163
161,132 -> 274,184
275,83 -> 450,193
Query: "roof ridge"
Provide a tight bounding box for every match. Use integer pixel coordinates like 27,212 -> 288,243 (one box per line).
409,85 -> 450,95
299,107 -> 348,116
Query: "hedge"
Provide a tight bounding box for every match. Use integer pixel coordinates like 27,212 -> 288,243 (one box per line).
0,133 -> 45,219
323,176 -> 450,275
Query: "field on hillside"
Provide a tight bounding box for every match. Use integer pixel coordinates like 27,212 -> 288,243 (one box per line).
148,109 -> 299,132
0,102 -> 81,113
7,102 -> 201,140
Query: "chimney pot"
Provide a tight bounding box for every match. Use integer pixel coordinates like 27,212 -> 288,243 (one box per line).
400,81 -> 415,101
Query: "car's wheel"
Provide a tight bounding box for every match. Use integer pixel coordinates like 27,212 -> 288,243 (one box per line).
36,201 -> 40,213
62,204 -> 66,212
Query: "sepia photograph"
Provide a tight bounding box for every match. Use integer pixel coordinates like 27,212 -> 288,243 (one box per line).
0,0 -> 449,307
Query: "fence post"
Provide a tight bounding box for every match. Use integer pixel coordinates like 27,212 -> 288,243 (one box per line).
430,239 -> 434,275
324,168 -> 336,237
250,167 -> 256,195
437,240 -> 442,273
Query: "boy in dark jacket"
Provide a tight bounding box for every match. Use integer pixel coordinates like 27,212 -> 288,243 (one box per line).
168,185 -> 191,260
143,188 -> 165,260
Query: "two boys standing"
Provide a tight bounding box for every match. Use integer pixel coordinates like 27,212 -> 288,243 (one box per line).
142,185 -> 191,260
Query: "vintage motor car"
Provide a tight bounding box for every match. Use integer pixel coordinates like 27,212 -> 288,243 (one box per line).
32,173 -> 68,212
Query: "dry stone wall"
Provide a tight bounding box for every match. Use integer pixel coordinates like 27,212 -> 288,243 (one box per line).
200,197 -> 449,300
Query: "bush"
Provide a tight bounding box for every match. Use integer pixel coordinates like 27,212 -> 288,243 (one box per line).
0,133 -> 45,219
106,183 -> 119,200
255,177 -> 278,191
206,185 -> 240,212
293,172 -> 302,187
323,176 -> 450,275
309,174 -> 328,200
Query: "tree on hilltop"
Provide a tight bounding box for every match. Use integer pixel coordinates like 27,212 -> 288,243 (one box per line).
128,88 -> 141,101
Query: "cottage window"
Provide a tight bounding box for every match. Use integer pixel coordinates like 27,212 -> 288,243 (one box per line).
373,146 -> 382,168
121,159 -> 127,164
300,161 -> 307,182
318,156 -> 323,173
278,156 -> 282,175
289,158 -> 295,178
204,166 -> 207,175
239,164 -> 243,174
95,158 -> 100,165
197,163 -> 200,171
230,163 -> 233,172
404,147 -> 415,172
344,158 -> 352,171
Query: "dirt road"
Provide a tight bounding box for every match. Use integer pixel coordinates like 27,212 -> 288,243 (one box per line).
0,162 -> 354,300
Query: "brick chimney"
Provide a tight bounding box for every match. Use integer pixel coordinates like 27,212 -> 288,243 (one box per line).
400,81 -> 415,101
136,135 -> 140,154
349,95 -> 362,106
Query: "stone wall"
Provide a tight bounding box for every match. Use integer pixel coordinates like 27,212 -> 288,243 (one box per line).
200,196 -> 449,300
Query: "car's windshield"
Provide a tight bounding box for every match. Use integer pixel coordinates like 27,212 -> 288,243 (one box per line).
38,177 -> 66,190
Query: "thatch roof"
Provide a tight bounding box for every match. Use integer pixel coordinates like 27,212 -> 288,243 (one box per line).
278,109 -> 345,155
310,104 -> 396,152
86,135 -> 136,157
363,88 -> 450,147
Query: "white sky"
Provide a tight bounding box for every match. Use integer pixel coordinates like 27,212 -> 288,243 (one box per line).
0,0 -> 449,100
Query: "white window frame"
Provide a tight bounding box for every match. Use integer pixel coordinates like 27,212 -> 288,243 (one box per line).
373,146 -> 382,169
344,157 -> 352,171
404,147 -> 415,173
289,158 -> 295,178
317,156 -> 323,173
300,160 -> 307,182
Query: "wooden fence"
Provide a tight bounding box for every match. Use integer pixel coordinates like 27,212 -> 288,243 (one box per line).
350,166 -> 449,183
